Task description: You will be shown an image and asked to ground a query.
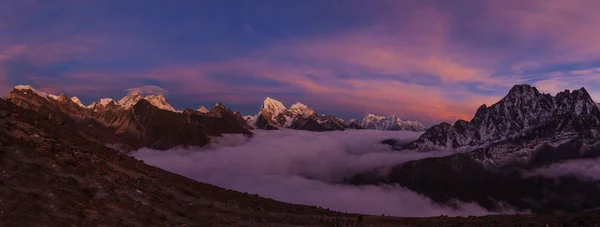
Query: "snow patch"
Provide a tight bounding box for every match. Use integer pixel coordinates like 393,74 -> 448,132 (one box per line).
70,96 -> 86,108
144,94 -> 176,112
197,106 -> 209,114
14,85 -> 51,99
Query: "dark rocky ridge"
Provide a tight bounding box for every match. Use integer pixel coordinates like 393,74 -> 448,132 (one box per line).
6,87 -> 252,151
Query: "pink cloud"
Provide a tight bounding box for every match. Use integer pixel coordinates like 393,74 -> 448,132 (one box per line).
11,0 -> 600,124
532,68 -> 600,100
456,0 -> 600,70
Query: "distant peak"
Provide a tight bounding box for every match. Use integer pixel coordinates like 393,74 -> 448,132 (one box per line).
507,84 -> 539,96
119,90 -> 145,109
289,102 -> 316,117
290,102 -> 307,108
13,85 -> 50,98
574,87 -> 591,96
71,96 -> 86,108
197,106 -> 209,113
145,94 -> 166,100
260,97 -> 286,111
14,85 -> 37,91
58,93 -> 70,102
144,94 -> 176,112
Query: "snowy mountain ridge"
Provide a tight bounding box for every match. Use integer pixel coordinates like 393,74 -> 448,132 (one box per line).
360,113 -> 424,131
247,97 -> 423,132
10,85 -> 179,113
403,84 -> 600,167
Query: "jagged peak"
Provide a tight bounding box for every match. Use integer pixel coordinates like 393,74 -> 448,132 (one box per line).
57,93 -> 70,102
144,94 -> 176,112
290,102 -> 308,109
13,85 -> 51,99
504,84 -> 540,98
88,98 -> 119,108
363,113 -> 386,120
262,97 -> 286,108
99,98 -> 116,105
259,96 -> 287,116
289,102 -> 316,117
70,96 -> 86,108
508,84 -> 538,92
572,87 -> 593,99
197,106 -> 209,113
118,90 -> 144,109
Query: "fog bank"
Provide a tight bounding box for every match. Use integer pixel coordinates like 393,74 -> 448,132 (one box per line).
132,129 -> 508,217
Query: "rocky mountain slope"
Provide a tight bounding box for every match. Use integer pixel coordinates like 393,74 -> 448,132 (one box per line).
349,84 -> 600,214
246,97 -> 424,132
403,84 -> 600,167
6,85 -> 252,151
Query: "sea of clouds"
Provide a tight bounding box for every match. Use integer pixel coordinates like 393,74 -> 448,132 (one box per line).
132,129 -> 512,217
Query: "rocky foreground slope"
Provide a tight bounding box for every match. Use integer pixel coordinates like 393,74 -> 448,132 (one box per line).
3,91 -> 600,226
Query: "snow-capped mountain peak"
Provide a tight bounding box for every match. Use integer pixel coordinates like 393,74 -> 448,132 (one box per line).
360,113 -> 423,131
197,106 -> 209,114
98,98 -> 116,106
144,94 -> 176,112
259,97 -> 288,123
87,98 -> 119,109
118,91 -> 144,109
13,85 -> 52,100
70,96 -> 86,108
289,102 -> 316,117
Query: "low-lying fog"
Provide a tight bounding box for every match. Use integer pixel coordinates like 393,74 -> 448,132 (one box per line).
132,129 -> 506,217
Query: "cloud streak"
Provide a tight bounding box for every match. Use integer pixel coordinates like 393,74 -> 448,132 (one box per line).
132,129 -> 515,217
526,157 -> 600,181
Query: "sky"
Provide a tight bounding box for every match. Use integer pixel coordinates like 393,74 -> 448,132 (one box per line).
2,0 -> 600,125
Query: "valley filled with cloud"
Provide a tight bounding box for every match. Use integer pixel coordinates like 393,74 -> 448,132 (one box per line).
133,129 -> 512,217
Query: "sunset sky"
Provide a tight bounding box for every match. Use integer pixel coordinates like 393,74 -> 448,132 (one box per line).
2,0 -> 600,125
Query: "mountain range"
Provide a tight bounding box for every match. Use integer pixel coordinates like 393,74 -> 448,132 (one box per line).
403,84 -> 600,167
244,97 -> 424,131
6,85 -> 252,151
5,85 -> 423,151
349,84 -> 600,214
